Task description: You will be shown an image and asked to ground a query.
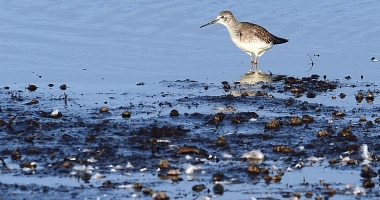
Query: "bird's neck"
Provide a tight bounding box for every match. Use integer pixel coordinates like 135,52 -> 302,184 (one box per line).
223,20 -> 240,38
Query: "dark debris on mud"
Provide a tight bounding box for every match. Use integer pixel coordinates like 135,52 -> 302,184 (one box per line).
1,76 -> 380,199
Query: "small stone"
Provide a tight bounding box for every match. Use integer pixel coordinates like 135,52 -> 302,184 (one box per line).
85,135 -> 96,142
102,180 -> 114,188
247,163 -> 260,173
231,115 -> 242,123
265,119 -> 279,129
192,184 -> 206,192
302,115 -> 314,123
338,127 -> 352,137
363,179 -> 375,188
11,150 -> 22,160
263,175 -> 272,182
290,117 -> 303,126
27,84 -> 37,91
360,166 -> 378,178
273,175 -> 282,182
100,106 -> 108,112
167,169 -> 180,176
158,160 -> 170,169
81,173 -> 91,182
30,99 -> 39,104
355,93 -> 364,103
153,191 -> 169,200
305,191 -> 313,198
365,92 -> 374,102
213,183 -> 224,195
375,118 -> 380,123
212,173 -> 224,181
170,109 -> 179,117
273,145 -> 294,153
317,130 -> 328,137
215,136 -> 228,147
143,188 -> 154,196
62,161 -> 71,168
122,111 -> 131,118
332,110 -> 345,117
59,84 -> 67,90
134,182 -> 143,190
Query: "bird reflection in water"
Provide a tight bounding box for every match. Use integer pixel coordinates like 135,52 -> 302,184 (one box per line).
230,71 -> 274,97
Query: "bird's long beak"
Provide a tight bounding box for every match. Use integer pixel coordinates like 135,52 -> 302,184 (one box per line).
200,19 -> 219,28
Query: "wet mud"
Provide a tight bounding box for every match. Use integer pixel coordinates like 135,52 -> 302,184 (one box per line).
1,75 -> 380,199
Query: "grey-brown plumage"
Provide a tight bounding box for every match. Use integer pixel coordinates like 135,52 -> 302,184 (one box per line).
200,11 -> 288,72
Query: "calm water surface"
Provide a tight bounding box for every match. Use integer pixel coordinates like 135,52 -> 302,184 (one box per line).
1,1 -> 379,94
1,1 -> 380,199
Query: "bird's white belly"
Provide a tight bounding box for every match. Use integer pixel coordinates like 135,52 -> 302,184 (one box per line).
231,37 -> 273,56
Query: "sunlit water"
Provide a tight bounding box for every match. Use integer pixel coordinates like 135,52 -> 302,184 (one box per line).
1,1 -> 379,93
1,1 -> 380,198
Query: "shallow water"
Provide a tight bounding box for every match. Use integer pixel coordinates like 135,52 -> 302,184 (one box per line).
1,1 -> 380,93
1,1 -> 380,199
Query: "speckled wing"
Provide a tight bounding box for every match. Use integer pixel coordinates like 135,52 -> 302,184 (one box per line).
239,22 -> 272,44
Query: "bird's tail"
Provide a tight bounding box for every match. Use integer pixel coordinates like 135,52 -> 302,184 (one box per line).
271,33 -> 288,45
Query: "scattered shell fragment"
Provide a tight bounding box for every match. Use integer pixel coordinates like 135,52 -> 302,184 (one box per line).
184,164 -> 201,174
50,110 -> 62,118
241,150 -> 264,160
